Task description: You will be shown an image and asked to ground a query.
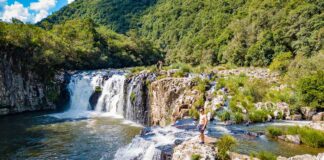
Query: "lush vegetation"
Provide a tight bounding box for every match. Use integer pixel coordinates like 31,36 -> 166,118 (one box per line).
38,0 -> 157,33
266,126 -> 324,148
0,19 -> 162,80
40,0 -> 323,67
216,134 -> 237,160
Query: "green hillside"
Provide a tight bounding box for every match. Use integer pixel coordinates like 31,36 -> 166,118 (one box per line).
0,19 -> 162,79
39,0 -> 324,67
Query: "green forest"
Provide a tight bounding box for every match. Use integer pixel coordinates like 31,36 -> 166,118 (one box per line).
0,18 -> 162,79
40,0 -> 323,66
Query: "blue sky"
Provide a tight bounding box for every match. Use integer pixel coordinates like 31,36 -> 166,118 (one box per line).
0,0 -> 73,23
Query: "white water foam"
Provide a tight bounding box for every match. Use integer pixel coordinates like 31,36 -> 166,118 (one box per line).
114,125 -> 199,160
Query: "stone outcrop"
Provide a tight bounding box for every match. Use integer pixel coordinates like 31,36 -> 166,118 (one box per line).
172,137 -> 216,160
278,135 -> 301,144
312,112 -> 324,122
124,71 -> 156,125
309,122 -> 324,132
216,67 -> 279,82
0,51 -> 68,115
150,78 -> 201,126
301,107 -> 317,120
278,152 -> 324,160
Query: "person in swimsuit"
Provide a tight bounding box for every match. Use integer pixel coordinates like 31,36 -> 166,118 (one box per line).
198,108 -> 208,144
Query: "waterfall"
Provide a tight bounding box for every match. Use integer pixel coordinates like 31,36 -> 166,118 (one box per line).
51,69 -> 152,124
95,74 -> 125,115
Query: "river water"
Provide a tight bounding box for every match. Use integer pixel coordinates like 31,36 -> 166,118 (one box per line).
0,112 -> 141,160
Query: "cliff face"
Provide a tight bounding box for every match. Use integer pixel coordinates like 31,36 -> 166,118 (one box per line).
0,52 -> 67,115
149,77 -> 201,126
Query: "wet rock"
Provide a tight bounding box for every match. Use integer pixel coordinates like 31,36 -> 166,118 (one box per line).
89,91 -> 101,110
312,112 -> 324,122
278,135 -> 301,144
301,107 -> 316,120
0,108 -> 9,115
172,137 -> 216,160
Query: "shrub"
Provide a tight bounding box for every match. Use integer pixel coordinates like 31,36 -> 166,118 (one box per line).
193,78 -> 210,93
233,112 -> 244,124
266,127 -> 283,138
191,154 -> 201,160
189,107 -> 200,120
243,79 -> 270,102
297,71 -> 324,108
255,151 -> 277,160
269,52 -> 293,74
220,111 -> 231,122
248,109 -> 269,123
217,135 -> 237,160
95,86 -> 102,93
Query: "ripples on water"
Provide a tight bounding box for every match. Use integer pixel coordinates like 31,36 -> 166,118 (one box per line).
0,112 -> 141,160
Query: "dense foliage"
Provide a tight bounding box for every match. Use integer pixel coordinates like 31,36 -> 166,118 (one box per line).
38,0 -> 157,33
0,19 -> 162,79
40,0 -> 323,66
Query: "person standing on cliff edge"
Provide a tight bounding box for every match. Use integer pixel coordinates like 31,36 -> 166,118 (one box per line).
198,107 -> 208,144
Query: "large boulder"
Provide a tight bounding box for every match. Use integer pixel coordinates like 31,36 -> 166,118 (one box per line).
150,78 -> 201,126
312,112 -> 324,122
278,135 -> 301,144
291,114 -> 303,121
89,91 -> 101,110
309,122 -> 324,132
301,107 -> 317,120
172,137 -> 216,160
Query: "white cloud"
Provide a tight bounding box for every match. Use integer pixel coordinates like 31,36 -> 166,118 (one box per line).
34,10 -> 48,23
0,0 -> 59,23
1,1 -> 30,22
30,0 -> 57,23
67,0 -> 75,4
30,0 -> 56,11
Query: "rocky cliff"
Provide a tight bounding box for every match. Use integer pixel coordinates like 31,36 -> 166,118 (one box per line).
149,77 -> 201,126
0,51 -> 68,115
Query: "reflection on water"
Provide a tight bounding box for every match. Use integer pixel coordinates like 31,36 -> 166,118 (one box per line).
0,112 -> 141,160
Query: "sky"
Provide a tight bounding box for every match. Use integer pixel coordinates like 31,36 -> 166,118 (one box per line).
0,0 -> 74,23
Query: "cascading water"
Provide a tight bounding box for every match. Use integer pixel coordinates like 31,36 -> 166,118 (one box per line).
51,70 -> 131,119
51,71 -> 105,119
95,74 -> 126,115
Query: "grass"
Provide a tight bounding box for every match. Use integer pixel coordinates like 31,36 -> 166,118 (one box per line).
266,127 -> 283,138
251,151 -> 277,160
95,86 -> 102,93
219,111 -> 231,122
216,135 -> 237,160
233,112 -> 244,124
248,109 -> 269,123
266,126 -> 324,148
191,154 -> 201,160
